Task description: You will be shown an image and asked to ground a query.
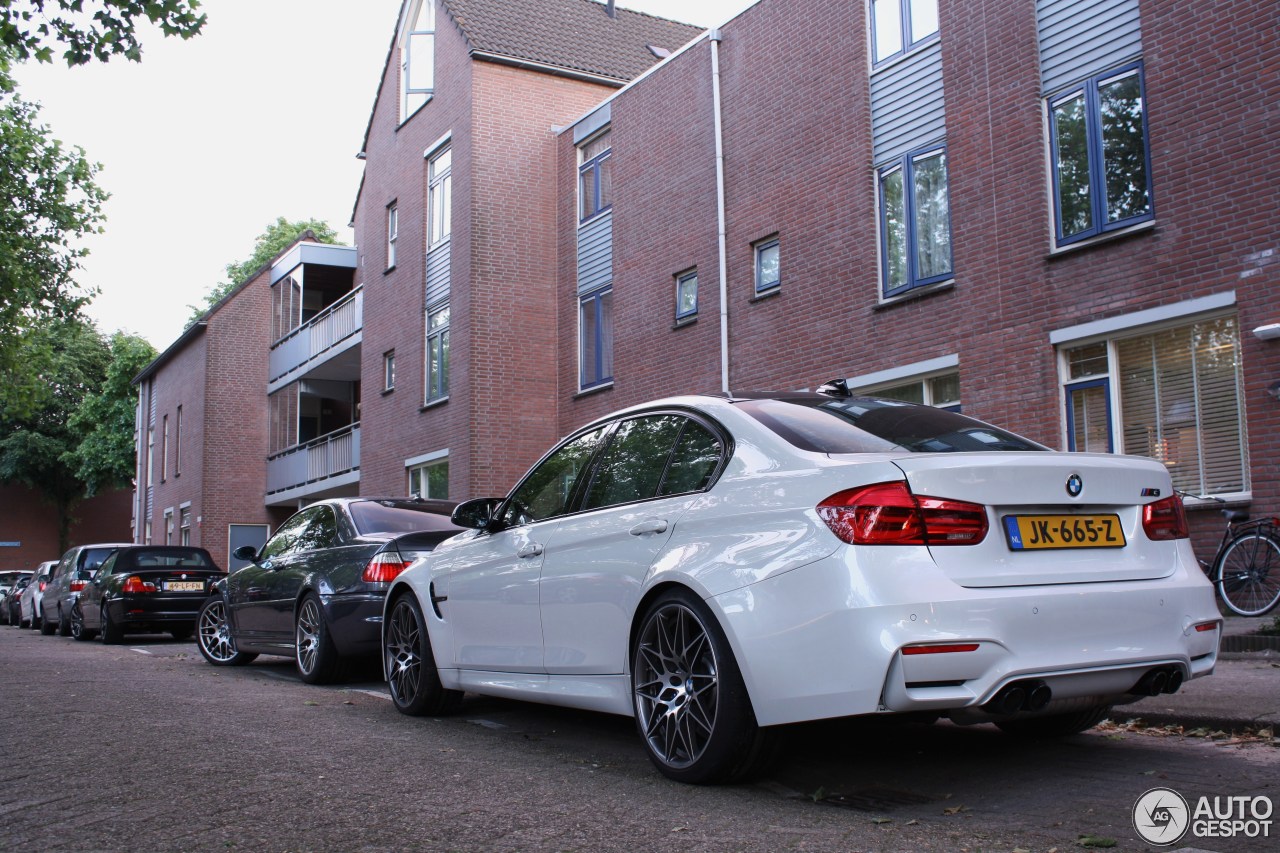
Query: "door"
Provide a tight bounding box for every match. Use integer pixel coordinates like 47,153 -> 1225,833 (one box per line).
228,506 -> 321,642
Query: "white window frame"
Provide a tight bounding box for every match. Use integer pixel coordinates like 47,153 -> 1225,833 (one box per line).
386,203 -> 398,270
406,450 -> 449,500
846,355 -> 961,410
427,146 -> 452,248
399,0 -> 436,122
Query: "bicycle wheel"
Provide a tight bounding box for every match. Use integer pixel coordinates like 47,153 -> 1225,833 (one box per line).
1215,530 -> 1280,616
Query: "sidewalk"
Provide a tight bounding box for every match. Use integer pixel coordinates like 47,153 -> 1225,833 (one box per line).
1112,614 -> 1280,732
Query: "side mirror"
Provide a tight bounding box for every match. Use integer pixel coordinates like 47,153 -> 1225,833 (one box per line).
451,497 -> 503,531
232,545 -> 260,563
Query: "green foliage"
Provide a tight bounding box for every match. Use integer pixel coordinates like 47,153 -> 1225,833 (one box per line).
186,217 -> 343,327
0,0 -> 206,65
0,51 -> 107,401
66,331 -> 155,496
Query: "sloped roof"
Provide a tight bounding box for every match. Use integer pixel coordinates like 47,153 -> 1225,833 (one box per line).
442,0 -> 702,83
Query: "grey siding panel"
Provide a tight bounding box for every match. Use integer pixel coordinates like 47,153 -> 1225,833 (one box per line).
577,210 -> 613,294
1038,0 -> 1142,94
425,241 -> 450,307
871,42 -> 946,164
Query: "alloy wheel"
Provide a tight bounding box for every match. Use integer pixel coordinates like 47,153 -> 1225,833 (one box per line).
385,599 -> 422,705
198,600 -> 238,663
633,602 -> 720,770
296,598 -> 323,676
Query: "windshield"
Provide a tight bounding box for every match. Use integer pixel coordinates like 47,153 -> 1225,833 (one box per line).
348,501 -> 461,536
737,397 -> 1047,454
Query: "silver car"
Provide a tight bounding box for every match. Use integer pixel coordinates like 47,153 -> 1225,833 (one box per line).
18,561 -> 58,629
40,544 -> 129,636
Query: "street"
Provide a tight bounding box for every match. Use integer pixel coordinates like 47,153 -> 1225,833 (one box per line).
2,626 -> 1276,852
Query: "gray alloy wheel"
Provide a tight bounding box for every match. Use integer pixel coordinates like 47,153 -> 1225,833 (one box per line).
195,597 -> 257,666
631,589 -> 776,784
383,593 -> 462,716
295,593 -> 341,684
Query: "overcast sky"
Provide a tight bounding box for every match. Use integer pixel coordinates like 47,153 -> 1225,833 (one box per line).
13,0 -> 757,350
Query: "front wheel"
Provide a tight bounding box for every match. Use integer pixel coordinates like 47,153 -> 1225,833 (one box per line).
384,593 -> 462,716
195,597 -> 257,666
70,605 -> 95,642
1216,531 -> 1280,617
631,588 -> 776,784
295,593 -> 341,685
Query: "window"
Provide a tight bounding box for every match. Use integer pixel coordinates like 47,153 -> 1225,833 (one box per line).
144,518 -> 152,546
160,414 -> 169,482
163,509 -> 174,545
579,287 -> 613,389
179,507 -> 191,546
425,304 -> 449,403
399,0 -> 435,121
386,203 -> 398,269
408,458 -> 449,500
1049,62 -> 1152,246
860,371 -> 961,410
146,426 -> 154,486
675,270 -> 698,321
578,130 -> 612,222
1059,315 -> 1248,497
871,0 -> 939,64
428,147 -> 451,246
879,146 -> 952,297
754,238 -> 780,294
174,405 -> 182,476
584,416 -> 685,510
502,428 -> 607,525
259,506 -> 321,561
383,350 -> 396,392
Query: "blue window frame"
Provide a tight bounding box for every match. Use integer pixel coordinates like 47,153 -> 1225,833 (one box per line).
754,238 -> 780,294
675,270 -> 698,321
879,145 -> 952,297
871,0 -> 939,65
1064,378 -> 1113,453
578,131 -> 612,222
1048,62 -> 1153,246
579,287 -> 613,389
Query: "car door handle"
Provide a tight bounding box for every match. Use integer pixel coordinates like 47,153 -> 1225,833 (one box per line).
517,543 -> 544,559
629,519 -> 668,536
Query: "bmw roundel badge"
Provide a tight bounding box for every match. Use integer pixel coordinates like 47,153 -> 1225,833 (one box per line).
1066,474 -> 1083,497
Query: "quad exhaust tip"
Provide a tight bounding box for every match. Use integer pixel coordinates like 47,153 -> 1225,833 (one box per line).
1133,666 -> 1184,696
983,679 -> 1052,715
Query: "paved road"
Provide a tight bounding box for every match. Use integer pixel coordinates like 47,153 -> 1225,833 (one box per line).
1,626 -> 1276,852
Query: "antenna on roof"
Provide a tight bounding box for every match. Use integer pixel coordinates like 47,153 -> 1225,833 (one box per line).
606,0 -> 616,18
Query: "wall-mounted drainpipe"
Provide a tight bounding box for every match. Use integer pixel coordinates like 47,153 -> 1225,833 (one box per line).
710,28 -> 729,395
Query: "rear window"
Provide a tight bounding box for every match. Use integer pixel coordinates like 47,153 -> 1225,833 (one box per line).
737,397 -> 1047,454
79,548 -> 120,573
348,501 -> 460,536
124,549 -> 214,569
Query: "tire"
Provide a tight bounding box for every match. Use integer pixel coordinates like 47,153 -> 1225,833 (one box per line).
39,608 -> 56,635
70,604 -> 96,642
384,593 -> 462,716
57,607 -> 73,637
1215,531 -> 1280,617
995,704 -> 1112,737
195,597 -> 257,666
295,593 -> 342,685
631,588 -> 776,784
100,604 -> 124,645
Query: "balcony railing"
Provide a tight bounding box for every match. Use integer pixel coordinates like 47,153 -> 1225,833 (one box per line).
266,422 -> 360,496
269,287 -> 363,383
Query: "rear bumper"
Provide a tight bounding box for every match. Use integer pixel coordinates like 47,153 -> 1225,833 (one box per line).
108,595 -> 206,626
323,592 -> 386,657
712,544 -> 1220,727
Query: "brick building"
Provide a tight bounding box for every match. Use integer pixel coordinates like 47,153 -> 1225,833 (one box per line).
0,485 -> 131,572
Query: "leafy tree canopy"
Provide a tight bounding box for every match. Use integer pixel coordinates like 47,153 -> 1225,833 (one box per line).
0,0 -> 205,65
186,216 -> 343,327
66,330 -> 155,496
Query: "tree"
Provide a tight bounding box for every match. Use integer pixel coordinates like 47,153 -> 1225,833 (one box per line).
0,314 -> 110,553
65,330 -> 155,496
0,52 -> 107,413
186,217 -> 343,326
0,0 -> 205,65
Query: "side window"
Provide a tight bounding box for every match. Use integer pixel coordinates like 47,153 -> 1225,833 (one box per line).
583,415 -> 685,511
98,554 -> 119,577
259,508 -> 319,561
293,506 -> 339,553
503,428 -> 606,526
659,421 -> 725,496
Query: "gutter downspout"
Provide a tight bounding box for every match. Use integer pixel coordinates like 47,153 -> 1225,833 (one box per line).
710,29 -> 730,395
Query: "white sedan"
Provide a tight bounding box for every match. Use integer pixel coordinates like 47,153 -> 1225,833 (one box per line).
383,390 -> 1220,783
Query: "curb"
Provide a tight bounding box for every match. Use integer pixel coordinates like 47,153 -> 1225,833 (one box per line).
1220,634 -> 1280,653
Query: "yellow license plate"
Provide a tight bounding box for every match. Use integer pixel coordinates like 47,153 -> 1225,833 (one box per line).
1002,514 -> 1125,550
164,581 -> 205,592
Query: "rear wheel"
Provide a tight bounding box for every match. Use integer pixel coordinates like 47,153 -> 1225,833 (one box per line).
39,609 -> 56,635
384,593 -> 462,716
1216,530 -> 1280,617
57,607 -> 72,637
100,604 -> 124,645
995,705 -> 1112,737
631,588 -> 776,784
195,598 -> 257,666
295,593 -> 342,685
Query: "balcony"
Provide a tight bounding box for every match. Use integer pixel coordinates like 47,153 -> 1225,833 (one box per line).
268,287 -> 362,390
265,422 -> 360,506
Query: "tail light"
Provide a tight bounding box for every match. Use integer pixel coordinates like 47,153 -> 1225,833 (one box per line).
1142,494 -> 1190,541
122,576 -> 157,594
363,550 -> 411,583
70,580 -> 86,592
39,581 -> 47,592
817,481 -> 988,546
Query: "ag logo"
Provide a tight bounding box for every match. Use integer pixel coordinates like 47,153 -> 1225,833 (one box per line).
1133,787 -> 1190,846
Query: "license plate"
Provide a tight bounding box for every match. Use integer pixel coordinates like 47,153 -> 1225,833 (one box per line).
164,581 -> 206,592
1002,514 -> 1125,550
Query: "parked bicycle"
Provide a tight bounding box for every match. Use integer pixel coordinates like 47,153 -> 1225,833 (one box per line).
1185,493 -> 1280,617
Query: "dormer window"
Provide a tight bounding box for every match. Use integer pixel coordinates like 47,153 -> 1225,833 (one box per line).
400,0 -> 436,123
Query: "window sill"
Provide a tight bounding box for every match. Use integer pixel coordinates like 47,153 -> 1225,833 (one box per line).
1048,220 -> 1155,259
874,279 -> 955,310
419,397 -> 449,412
383,265 -> 397,276
672,316 -> 698,330
381,387 -> 395,397
574,382 -> 614,399
750,287 -> 781,304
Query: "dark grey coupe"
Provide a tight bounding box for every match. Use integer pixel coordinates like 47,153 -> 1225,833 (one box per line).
196,498 -> 461,684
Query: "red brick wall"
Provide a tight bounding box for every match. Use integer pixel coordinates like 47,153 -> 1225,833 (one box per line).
145,332 -> 207,552
0,484 -> 132,571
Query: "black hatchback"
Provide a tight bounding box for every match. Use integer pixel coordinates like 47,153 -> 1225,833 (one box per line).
71,546 -> 225,643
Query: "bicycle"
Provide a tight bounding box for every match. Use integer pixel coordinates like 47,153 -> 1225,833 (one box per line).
1187,494 -> 1280,617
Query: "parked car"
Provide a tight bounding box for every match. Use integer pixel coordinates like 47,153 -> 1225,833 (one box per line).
196,498 -> 462,683
40,543 -> 131,636
19,561 -> 59,629
0,571 -> 31,625
382,389 -> 1221,784
70,546 -> 225,643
